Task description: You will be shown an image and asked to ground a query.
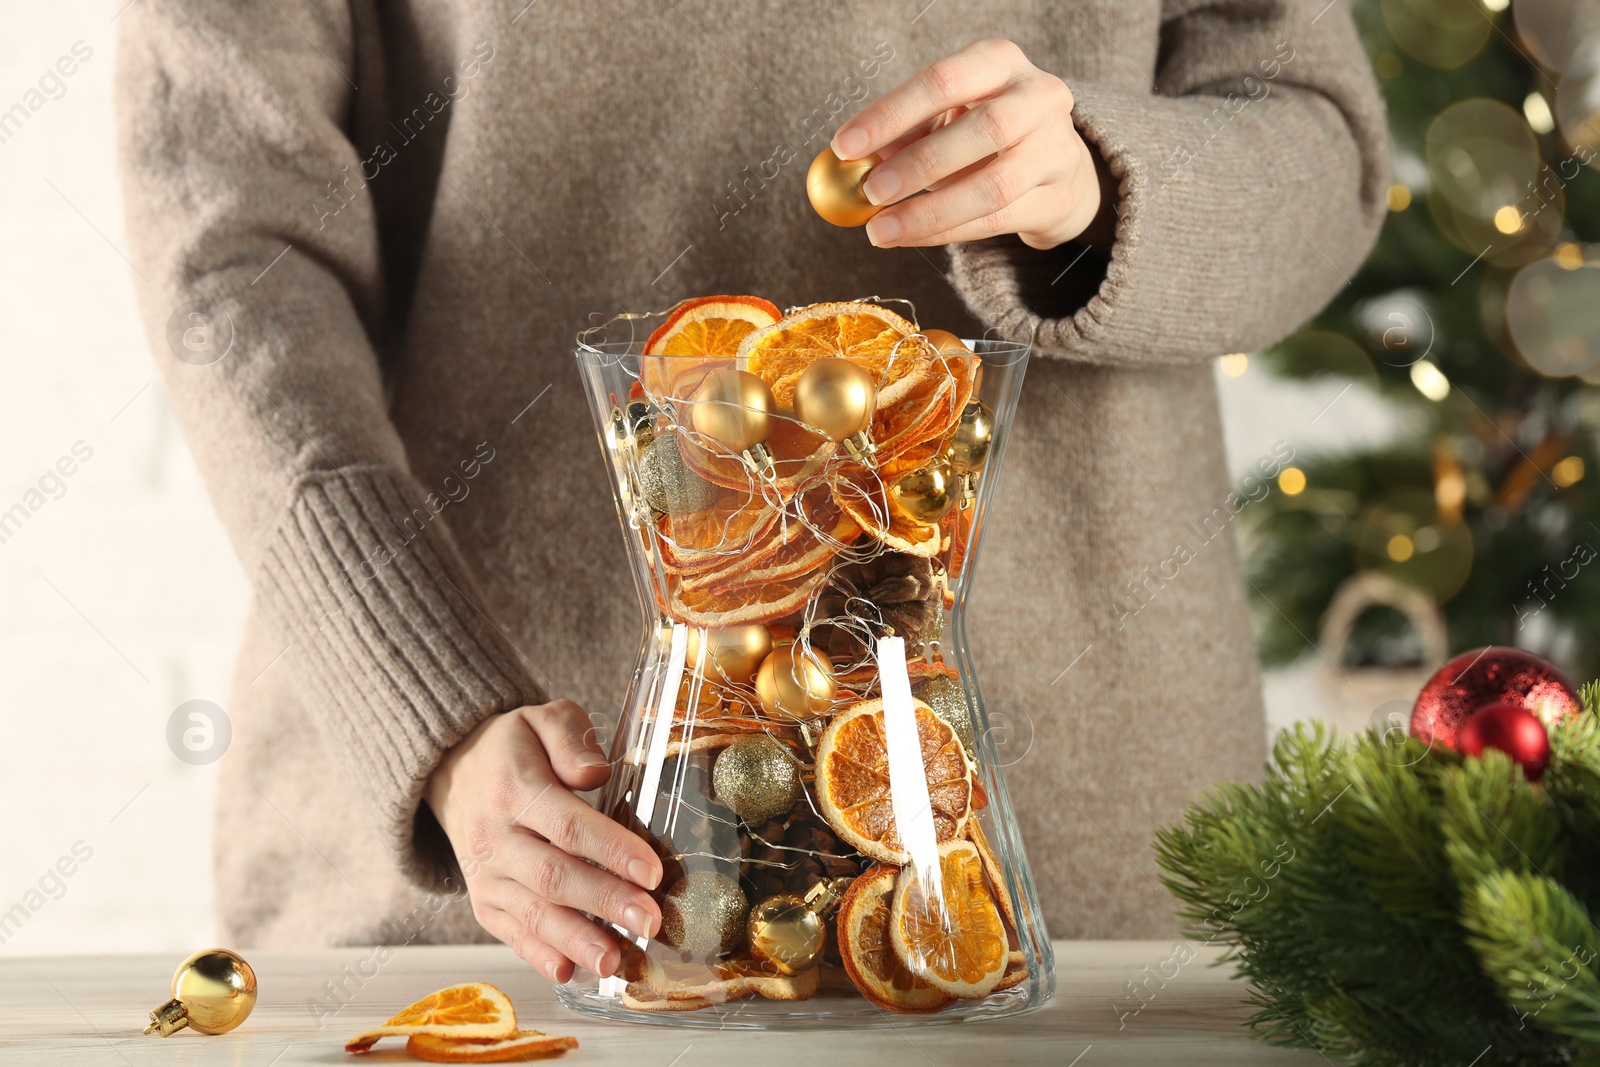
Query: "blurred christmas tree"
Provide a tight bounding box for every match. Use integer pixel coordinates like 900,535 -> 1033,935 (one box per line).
1246,0 -> 1600,680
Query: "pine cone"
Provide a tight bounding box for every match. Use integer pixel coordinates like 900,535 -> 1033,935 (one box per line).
810,553 -> 944,661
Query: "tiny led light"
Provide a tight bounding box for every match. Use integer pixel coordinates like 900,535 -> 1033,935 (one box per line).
1387,184 -> 1412,212
1278,467 -> 1306,495
1494,206 -> 1523,234
1524,92 -> 1555,135
1554,243 -> 1584,270
1219,353 -> 1249,377
1387,534 -> 1416,562
1411,360 -> 1451,401
1553,455 -> 1586,487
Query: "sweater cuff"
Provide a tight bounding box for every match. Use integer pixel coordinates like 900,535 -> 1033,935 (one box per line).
946,81 -> 1305,367
257,465 -> 542,893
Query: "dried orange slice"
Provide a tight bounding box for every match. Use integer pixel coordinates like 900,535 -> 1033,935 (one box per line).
655,490 -> 776,572
737,302 -> 933,410
838,865 -> 954,1014
677,414 -> 834,497
344,983 -> 516,1052
875,349 -> 977,462
967,815 -> 1020,939
642,295 -> 781,401
890,840 -> 1009,998
830,469 -> 941,557
683,490 -> 860,595
994,951 -> 1029,991
814,698 -> 972,864
406,1030 -> 577,1063
665,567 -> 827,627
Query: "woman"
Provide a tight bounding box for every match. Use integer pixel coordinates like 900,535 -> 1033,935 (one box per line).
116,0 -> 1385,982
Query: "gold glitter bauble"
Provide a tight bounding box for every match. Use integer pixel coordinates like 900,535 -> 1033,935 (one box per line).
144,949 -> 257,1037
685,624 -> 772,684
891,457 -> 958,523
806,147 -> 883,228
712,734 -> 801,824
658,871 -> 748,960
793,357 -> 876,442
944,401 -> 995,474
637,432 -> 717,515
755,644 -> 837,720
912,674 -> 976,755
689,369 -> 774,453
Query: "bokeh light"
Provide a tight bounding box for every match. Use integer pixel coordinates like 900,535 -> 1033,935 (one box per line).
1514,0 -> 1600,74
1555,56 -> 1600,157
1356,490 -> 1475,601
1505,258 -> 1600,377
1388,183 -> 1414,211
1279,467 -> 1307,495
1525,91 -> 1556,134
1552,455 -> 1586,486
1410,359 -> 1452,400
1219,353 -> 1249,377
1425,99 -> 1558,266
1383,0 -> 1492,69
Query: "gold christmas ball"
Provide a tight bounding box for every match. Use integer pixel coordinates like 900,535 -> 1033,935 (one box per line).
145,948 -> 257,1037
712,734 -> 802,824
637,431 -> 718,515
793,357 -> 877,442
658,871 -> 748,960
685,624 -> 772,684
690,369 -> 774,454
943,401 -> 995,474
912,674 -> 976,755
920,329 -> 971,355
755,644 -> 837,720
891,456 -> 958,523
747,894 -> 826,975
807,147 -> 883,228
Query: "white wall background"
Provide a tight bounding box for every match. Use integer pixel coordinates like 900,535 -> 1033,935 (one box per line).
0,1 -> 1401,955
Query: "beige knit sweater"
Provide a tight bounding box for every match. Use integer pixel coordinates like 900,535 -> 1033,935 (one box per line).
115,0 -> 1386,947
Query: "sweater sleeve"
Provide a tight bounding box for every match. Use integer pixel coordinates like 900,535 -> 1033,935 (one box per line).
945,0 -> 1390,365
115,1 -> 542,892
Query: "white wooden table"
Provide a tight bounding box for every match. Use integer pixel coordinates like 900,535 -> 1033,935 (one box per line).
0,940 -> 1323,1064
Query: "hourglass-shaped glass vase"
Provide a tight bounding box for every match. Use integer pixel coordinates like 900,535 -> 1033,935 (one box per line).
562,303 -> 1053,1028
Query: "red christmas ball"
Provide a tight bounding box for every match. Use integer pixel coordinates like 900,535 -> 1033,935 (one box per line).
1457,702 -> 1551,781
1410,647 -> 1580,751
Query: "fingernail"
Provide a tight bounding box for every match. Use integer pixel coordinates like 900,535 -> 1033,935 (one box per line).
863,168 -> 900,206
544,959 -> 561,982
834,126 -> 869,160
628,859 -> 661,889
866,214 -> 901,248
576,751 -> 609,769
590,945 -> 611,976
623,904 -> 652,938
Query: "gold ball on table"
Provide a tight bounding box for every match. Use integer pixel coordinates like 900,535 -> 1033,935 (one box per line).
658,871 -> 749,960
712,734 -> 802,824
891,456 -> 958,523
685,623 -> 772,684
144,948 -> 257,1037
637,431 -> 718,515
943,400 -> 995,474
689,369 -> 776,467
806,147 -> 884,228
755,644 -> 838,720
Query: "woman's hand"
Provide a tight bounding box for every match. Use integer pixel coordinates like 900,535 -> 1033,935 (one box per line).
832,38 -> 1112,251
424,701 -> 662,983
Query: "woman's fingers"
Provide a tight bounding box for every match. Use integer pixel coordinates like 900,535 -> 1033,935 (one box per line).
519,700 -> 610,790
510,766 -> 663,890
476,906 -> 574,983
866,138 -> 1056,248
492,876 -> 628,977
499,831 -> 660,941
831,39 -> 1027,161
862,82 -> 1053,208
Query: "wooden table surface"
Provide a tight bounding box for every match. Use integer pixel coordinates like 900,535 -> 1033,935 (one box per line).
1,940 -> 1323,1065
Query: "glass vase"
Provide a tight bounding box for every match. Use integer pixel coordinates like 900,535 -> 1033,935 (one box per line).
560,303 -> 1053,1028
